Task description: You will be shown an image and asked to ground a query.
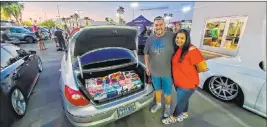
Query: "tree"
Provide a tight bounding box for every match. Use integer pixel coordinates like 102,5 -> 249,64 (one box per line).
61,17 -> 67,25
116,6 -> 125,24
70,15 -> 74,27
22,21 -> 32,26
84,17 -> 90,26
1,2 -> 24,25
39,20 -> 56,27
73,13 -> 80,27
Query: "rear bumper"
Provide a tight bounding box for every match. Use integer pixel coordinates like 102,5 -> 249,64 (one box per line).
61,85 -> 154,127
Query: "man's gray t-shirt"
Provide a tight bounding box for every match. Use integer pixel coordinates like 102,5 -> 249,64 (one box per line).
144,31 -> 175,77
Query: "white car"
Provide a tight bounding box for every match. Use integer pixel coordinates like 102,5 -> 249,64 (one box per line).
198,56 -> 266,118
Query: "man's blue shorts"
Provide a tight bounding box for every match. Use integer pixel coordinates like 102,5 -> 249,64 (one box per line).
151,75 -> 173,95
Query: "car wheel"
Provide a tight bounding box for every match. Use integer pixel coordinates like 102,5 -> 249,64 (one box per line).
25,36 -> 34,43
38,57 -> 43,72
9,87 -> 27,118
208,76 -> 239,101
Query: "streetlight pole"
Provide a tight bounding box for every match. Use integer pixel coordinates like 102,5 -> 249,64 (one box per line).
57,5 -> 61,18
182,6 -> 191,20
41,9 -> 47,20
130,2 -> 138,20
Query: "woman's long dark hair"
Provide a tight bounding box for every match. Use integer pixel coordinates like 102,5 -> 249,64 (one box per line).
173,29 -> 191,63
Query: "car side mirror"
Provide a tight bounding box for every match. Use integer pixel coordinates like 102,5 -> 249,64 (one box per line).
259,61 -> 266,71
28,50 -> 36,54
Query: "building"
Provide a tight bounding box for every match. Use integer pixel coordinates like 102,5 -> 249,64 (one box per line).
190,2 -> 266,67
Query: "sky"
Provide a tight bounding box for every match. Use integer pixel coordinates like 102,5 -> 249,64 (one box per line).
22,2 -> 195,22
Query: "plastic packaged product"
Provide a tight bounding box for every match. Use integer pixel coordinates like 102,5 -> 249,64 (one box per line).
113,83 -> 122,94
94,93 -> 107,100
85,78 -> 97,88
88,88 -> 98,96
131,78 -> 143,88
107,91 -> 118,98
102,76 -> 111,85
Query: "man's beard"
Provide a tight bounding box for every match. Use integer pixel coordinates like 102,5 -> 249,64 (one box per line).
155,30 -> 164,36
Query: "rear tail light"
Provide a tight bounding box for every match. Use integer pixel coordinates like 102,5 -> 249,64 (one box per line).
65,85 -> 90,106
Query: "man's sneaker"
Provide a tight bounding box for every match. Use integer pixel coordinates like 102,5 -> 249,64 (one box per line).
183,112 -> 188,119
150,103 -> 162,113
162,116 -> 176,124
164,105 -> 171,117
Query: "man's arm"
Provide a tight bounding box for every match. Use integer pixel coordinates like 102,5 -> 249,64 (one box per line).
143,37 -> 151,76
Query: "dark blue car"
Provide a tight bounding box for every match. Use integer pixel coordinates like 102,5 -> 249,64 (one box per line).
0,43 -> 43,126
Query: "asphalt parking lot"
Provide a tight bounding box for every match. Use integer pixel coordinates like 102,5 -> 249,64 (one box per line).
11,40 -> 266,127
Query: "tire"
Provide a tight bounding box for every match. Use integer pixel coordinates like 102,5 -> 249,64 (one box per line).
38,57 -> 43,72
25,36 -> 34,43
9,87 -> 27,118
208,76 -> 239,101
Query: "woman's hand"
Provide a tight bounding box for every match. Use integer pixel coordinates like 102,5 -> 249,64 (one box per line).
146,68 -> 150,76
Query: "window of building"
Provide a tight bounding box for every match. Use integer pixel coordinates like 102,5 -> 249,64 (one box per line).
201,16 -> 248,55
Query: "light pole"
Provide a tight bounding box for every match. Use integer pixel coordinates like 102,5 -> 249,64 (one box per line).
41,9 -> 47,20
130,2 -> 138,20
75,10 -> 82,26
57,5 -> 61,18
182,6 -> 191,20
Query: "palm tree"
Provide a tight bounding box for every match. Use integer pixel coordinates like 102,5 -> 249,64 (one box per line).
66,17 -> 71,27
116,6 -> 125,24
61,17 -> 67,25
70,15 -> 74,27
84,17 -> 90,26
1,2 -> 24,25
73,13 -> 80,27
105,17 -> 109,22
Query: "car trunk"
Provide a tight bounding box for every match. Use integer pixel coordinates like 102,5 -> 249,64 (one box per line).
76,59 -> 148,104
71,26 -> 145,105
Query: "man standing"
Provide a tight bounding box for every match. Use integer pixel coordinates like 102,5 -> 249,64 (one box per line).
55,27 -> 67,51
144,16 -> 175,117
211,24 -> 220,47
50,26 -> 58,47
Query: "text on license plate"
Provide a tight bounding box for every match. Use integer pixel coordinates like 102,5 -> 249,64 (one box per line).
117,103 -> 136,118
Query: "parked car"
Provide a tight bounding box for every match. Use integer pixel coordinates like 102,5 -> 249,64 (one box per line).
60,25 -> 154,127
198,56 -> 266,118
1,26 -> 37,43
24,26 -> 50,40
0,43 -> 43,124
0,31 -> 20,45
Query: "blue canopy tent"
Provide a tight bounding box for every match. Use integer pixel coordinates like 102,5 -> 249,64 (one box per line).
126,15 -> 153,27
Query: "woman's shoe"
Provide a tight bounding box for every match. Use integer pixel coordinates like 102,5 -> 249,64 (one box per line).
183,112 -> 188,119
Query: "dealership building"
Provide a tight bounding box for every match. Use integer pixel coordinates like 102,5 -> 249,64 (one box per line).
190,2 -> 266,66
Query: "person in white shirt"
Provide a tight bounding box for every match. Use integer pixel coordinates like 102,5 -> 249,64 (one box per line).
50,26 -> 58,47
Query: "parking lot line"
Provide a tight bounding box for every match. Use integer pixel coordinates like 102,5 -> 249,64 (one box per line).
195,90 -> 252,127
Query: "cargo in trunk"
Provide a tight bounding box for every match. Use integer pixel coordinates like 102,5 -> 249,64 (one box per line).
77,61 -> 146,103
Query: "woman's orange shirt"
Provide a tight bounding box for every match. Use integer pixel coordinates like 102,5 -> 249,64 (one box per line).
172,46 -> 205,89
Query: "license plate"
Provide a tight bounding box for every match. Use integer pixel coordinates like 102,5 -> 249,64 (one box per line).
117,103 -> 136,118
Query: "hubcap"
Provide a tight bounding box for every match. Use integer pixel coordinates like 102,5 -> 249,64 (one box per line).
11,89 -> 26,115
26,37 -> 33,43
38,58 -> 43,71
209,77 -> 238,101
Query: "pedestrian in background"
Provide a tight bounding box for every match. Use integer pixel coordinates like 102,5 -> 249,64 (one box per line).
50,26 -> 59,47
55,27 -> 67,51
144,16 -> 175,118
35,28 -> 46,50
162,29 -> 208,124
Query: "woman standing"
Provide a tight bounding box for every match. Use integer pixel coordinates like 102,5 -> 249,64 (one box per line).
35,28 -> 46,50
162,29 -> 208,124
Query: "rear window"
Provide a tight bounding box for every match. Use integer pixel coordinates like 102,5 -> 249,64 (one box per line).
73,48 -> 136,68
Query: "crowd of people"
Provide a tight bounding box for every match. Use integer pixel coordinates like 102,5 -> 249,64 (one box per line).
33,24 -> 80,51
144,16 -> 208,124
